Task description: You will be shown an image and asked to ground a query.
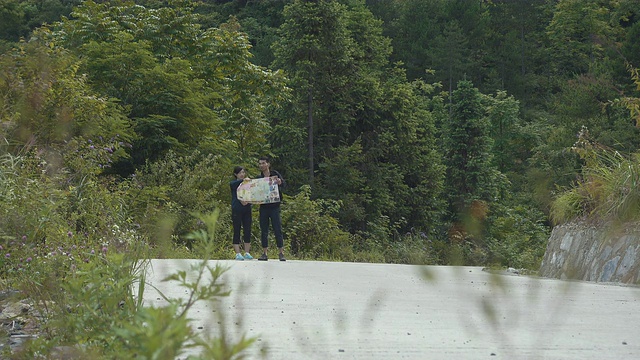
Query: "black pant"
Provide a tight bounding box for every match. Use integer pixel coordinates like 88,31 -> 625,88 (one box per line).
259,206 -> 283,249
232,207 -> 252,245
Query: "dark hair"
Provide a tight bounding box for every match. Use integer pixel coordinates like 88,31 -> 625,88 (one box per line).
233,166 -> 244,176
258,156 -> 270,162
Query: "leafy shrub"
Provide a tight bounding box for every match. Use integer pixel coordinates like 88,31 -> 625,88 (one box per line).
10,210 -> 255,359
281,185 -> 354,260
0,143 -> 146,287
486,204 -> 550,270
0,151 -> 67,246
128,150 -> 232,250
345,234 -> 386,264
383,232 -> 445,265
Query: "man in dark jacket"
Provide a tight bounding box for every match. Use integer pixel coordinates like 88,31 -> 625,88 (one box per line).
257,156 -> 286,261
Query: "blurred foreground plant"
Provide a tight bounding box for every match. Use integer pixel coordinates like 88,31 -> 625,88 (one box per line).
7,210 -> 255,359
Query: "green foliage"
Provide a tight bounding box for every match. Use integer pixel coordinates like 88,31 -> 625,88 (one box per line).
202,19 -> 290,160
371,76 -> 446,235
127,150 -> 231,249
550,186 -> 585,224
316,141 -> 368,233
483,0 -> 549,101
9,210 -> 255,359
0,0 -> 81,43
281,185 -> 354,260
442,80 -> 501,220
486,203 -> 550,269
389,0 -> 489,86
187,211 -> 229,259
551,127 -> 640,224
25,252 -> 146,356
0,140 -> 128,251
383,232 -> 448,266
0,39 -> 134,150
0,0 -> 27,42
271,0 -> 362,173
46,0 -> 287,170
615,64 -> 640,127
485,90 -> 523,173
545,0 -> 620,77
0,150 -> 67,246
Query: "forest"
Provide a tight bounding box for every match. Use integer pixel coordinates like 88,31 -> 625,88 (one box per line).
1,0 -> 640,355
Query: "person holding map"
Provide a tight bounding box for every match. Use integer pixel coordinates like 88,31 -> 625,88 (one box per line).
257,156 -> 286,261
230,166 -> 253,261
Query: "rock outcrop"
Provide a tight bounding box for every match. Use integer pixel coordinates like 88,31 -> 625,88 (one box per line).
539,220 -> 640,284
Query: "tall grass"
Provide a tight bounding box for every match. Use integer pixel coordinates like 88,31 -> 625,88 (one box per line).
551,127 -> 640,223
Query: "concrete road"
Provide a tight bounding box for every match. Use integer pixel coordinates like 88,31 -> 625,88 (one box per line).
144,259 -> 640,359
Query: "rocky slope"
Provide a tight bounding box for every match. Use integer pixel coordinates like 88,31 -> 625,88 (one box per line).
539,220 -> 640,284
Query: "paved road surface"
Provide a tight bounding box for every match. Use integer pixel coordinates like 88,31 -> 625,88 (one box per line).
144,259 -> 640,359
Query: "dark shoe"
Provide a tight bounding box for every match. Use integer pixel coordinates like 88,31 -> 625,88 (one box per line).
258,253 -> 268,261
279,253 -> 286,262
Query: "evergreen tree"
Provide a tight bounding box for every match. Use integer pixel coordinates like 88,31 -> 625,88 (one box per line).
442,80 -> 500,222
272,0 -> 445,238
483,0 -> 549,106
271,0 -> 358,184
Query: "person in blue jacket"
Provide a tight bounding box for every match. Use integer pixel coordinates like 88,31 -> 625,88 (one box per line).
257,156 -> 286,261
230,166 -> 253,260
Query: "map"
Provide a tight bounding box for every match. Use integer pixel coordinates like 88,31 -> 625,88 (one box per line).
236,177 -> 280,204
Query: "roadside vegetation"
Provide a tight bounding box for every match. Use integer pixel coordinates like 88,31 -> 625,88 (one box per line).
1,0 -> 639,358
551,66 -> 640,225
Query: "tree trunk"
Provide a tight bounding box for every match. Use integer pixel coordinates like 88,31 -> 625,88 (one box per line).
308,88 -> 314,186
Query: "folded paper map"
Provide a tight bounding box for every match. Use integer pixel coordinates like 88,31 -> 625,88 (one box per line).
237,177 -> 280,204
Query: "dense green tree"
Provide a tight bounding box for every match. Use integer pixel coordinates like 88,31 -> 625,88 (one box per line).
0,39 -> 133,151
622,20 -> 640,69
441,80 -> 500,221
0,0 -> 81,45
47,0 -> 287,170
483,0 -> 550,106
0,0 -> 26,43
272,0 -> 358,184
483,89 -> 547,215
271,0 -> 444,238
431,20 -> 471,101
485,91 -> 526,175
546,0 -> 621,77
437,80 -> 552,267
192,0 -> 288,67
271,0 -> 393,178
386,0 -> 446,80
360,73 -> 446,236
389,0 -> 489,88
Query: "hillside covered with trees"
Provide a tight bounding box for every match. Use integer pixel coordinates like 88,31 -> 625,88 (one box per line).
2,0 -> 640,357
2,0 -> 640,266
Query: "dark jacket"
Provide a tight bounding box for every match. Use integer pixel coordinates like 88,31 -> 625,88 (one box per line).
257,170 -> 285,208
230,179 -> 252,212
